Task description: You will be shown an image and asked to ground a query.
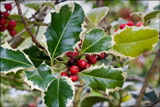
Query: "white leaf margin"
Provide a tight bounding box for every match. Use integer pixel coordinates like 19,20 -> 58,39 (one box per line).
42,77 -> 75,107
0,42 -> 34,74
80,64 -> 126,94
110,26 -> 159,59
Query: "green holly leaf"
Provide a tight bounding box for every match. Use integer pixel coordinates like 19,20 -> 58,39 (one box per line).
81,29 -> 112,54
44,77 -> 74,107
87,7 -> 109,27
113,26 -> 159,57
24,63 -> 55,90
144,10 -> 160,25
81,96 -> 108,107
79,65 -> 125,93
23,46 -> 50,67
0,46 -> 33,73
45,3 -> 84,59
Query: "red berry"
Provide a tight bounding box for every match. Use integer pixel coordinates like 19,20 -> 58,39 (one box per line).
28,104 -> 36,107
70,75 -> 78,82
98,52 -> 106,59
119,24 -> 126,29
9,29 -> 16,37
114,29 -> 118,32
4,3 -> 12,11
65,51 -> 77,57
0,18 -> 7,25
70,65 -> 79,74
85,63 -> 90,68
61,72 -> 68,77
78,59 -> 87,69
86,55 -> 97,64
8,20 -> 16,29
136,22 -> 143,27
3,11 -> 9,18
127,21 -> 134,26
0,25 -> 6,32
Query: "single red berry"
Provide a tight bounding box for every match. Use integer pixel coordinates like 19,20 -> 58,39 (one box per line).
4,3 -> 12,11
127,21 -> 134,26
0,18 -> 7,25
8,20 -> 16,29
85,63 -> 90,68
61,72 -> 68,77
28,104 -> 36,107
119,24 -> 126,29
3,11 -> 9,18
87,55 -> 97,64
9,29 -> 16,37
0,25 -> 6,32
98,52 -> 106,59
70,65 -> 79,74
65,51 -> 77,57
70,75 -> 78,82
136,22 -> 143,27
78,59 -> 87,69
114,29 -> 118,32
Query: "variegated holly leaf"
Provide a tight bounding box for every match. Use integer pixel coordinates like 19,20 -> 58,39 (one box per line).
86,7 -> 109,28
44,77 -> 74,107
24,46 -> 50,67
0,46 -> 33,73
81,29 -> 112,54
45,3 -> 84,59
113,26 -> 159,57
24,63 -> 55,90
144,10 -> 160,25
79,65 -> 125,93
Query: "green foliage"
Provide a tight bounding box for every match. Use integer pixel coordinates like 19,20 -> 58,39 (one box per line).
44,77 -> 74,107
81,29 -> 111,54
79,66 -> 125,91
113,26 -> 159,57
24,46 -> 50,67
45,3 -> 85,59
24,63 -> 55,90
0,46 -> 33,72
87,7 -> 109,28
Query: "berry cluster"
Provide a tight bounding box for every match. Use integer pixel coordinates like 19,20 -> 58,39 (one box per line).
114,21 -> 144,32
61,41 -> 107,82
0,3 -> 17,37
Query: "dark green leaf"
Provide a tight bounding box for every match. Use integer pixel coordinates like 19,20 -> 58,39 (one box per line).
0,46 -> 33,73
23,46 -> 50,67
81,29 -> 112,54
45,3 -> 85,59
44,77 -> 74,107
79,66 -> 125,92
24,63 -> 55,90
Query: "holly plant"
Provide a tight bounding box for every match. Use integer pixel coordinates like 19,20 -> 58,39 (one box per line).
0,1 -> 159,107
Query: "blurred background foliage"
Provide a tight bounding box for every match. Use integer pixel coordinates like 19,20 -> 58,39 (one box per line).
0,0 -> 159,107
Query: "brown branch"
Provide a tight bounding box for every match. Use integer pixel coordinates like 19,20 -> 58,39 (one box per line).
135,49 -> 160,107
14,0 -> 48,54
148,98 -> 160,107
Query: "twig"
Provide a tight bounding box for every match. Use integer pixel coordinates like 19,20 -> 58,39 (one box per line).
15,0 -> 48,54
135,49 -> 160,107
126,76 -> 153,89
148,98 -> 160,107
